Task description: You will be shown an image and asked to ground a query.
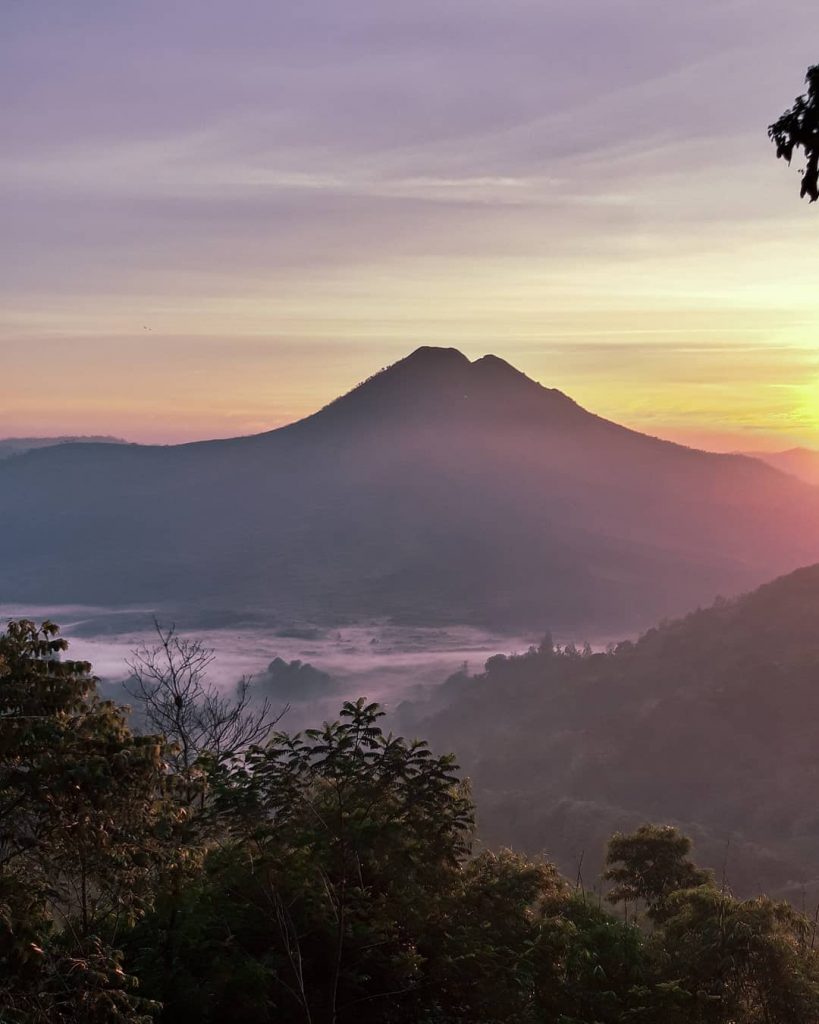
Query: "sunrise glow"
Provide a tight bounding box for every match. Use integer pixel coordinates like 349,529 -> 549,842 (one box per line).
4,1 -> 819,449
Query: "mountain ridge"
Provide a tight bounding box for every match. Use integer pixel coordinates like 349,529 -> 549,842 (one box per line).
10,349 -> 796,476
0,435 -> 128,460
183,346 -> 589,448
3,351 -> 799,477
0,346 -> 817,630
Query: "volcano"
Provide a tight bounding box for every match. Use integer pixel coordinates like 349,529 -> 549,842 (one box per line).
1,346 -> 817,631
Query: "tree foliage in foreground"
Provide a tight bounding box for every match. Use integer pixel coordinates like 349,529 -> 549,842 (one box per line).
0,620 -> 169,1022
3,620 -> 819,1023
769,63 -> 819,201
605,823 -> 713,922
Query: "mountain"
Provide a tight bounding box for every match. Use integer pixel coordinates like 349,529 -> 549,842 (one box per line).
0,346 -> 817,631
0,435 -> 126,460
743,447 -> 819,486
398,563 -> 819,899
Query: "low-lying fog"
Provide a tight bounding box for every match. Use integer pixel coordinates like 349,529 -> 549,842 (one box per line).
0,604 -> 526,726
0,604 -> 621,732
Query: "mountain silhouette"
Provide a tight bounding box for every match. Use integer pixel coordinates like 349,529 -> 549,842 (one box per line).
0,347 -> 817,630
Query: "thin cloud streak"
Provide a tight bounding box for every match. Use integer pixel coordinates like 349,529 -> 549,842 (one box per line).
3,0 -> 819,447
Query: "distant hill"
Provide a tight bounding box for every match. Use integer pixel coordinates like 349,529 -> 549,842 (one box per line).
0,436 -> 126,460
399,563 -> 819,899
743,447 -> 819,486
255,657 -> 339,703
0,346 -> 817,631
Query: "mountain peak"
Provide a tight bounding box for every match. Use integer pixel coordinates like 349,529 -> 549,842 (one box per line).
365,345 -> 474,395
401,345 -> 471,369
473,352 -> 519,372
472,352 -> 536,387
295,344 -> 588,436
470,352 -> 582,416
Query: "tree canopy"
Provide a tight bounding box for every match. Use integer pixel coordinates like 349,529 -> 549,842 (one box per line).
0,620 -> 169,1022
3,619 -> 819,1023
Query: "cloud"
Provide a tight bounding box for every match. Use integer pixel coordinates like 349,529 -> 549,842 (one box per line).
4,0 -> 819,445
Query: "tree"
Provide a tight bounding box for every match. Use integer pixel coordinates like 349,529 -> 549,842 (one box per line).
604,824 -> 712,922
421,849 -> 564,1022
0,619 -> 168,1022
131,699 -> 474,1024
658,887 -> 819,1023
123,622 -> 289,1013
126,621 -> 285,775
769,64 -> 819,201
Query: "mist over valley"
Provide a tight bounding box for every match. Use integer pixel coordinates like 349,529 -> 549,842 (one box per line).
0,603 -> 540,731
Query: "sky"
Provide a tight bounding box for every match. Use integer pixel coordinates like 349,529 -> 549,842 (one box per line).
3,0 -> 819,449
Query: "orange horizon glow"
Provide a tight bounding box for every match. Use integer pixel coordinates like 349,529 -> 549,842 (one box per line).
2,328 -> 818,456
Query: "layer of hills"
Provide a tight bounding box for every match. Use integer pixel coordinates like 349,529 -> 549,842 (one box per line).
744,446 -> 819,486
0,346 -> 818,632
397,563 -> 819,900
0,435 -> 126,460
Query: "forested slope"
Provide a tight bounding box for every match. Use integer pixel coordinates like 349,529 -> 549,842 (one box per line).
401,563 -> 819,898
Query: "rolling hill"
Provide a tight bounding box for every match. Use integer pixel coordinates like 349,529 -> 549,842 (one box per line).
0,346 -> 817,632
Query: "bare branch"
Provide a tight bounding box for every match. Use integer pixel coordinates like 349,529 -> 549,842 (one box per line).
125,620 -> 287,775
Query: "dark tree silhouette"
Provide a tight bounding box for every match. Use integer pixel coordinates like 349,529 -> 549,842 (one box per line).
126,621 -> 286,773
769,64 -> 819,201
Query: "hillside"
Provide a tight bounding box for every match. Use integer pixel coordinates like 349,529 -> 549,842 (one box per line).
399,563 -> 819,898
0,346 -> 817,631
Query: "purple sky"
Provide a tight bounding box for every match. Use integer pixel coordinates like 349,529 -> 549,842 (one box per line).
4,1 -> 819,447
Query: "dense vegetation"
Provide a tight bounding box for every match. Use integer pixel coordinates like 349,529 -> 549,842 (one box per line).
4,619 -> 819,1023
399,564 -> 819,901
